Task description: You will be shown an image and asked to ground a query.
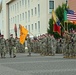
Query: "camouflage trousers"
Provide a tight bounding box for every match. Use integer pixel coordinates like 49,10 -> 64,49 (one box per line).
9,46 -> 16,58
0,46 -> 6,58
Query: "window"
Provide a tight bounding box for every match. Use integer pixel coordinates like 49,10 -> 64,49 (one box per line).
49,1 -> 54,13
35,23 -> 37,30
15,4 -> 16,12
31,9 -> 33,16
38,21 -> 40,32
15,16 -> 16,23
35,7 -> 37,15
38,4 -> 40,16
25,12 -> 27,22
22,0 -> 24,6
28,10 -> 30,22
22,13 -> 24,20
25,26 -> 27,29
28,0 -> 30,7
28,25 -> 30,31
32,24 -> 33,30
20,1 -> 21,8
20,14 -> 21,21
13,5 -> 14,11
17,3 -> 19,11
18,15 -> 19,22
25,0 -> 27,7
11,18 -> 12,23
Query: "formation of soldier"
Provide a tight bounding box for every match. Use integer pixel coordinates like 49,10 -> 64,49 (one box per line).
0,30 -> 76,58
62,30 -> 76,58
27,34 -> 57,56
26,30 -> 76,58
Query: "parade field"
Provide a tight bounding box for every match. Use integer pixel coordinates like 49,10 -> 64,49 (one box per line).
0,53 -> 76,75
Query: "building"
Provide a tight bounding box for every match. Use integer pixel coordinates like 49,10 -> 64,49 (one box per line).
0,0 -> 66,39
68,0 -> 76,11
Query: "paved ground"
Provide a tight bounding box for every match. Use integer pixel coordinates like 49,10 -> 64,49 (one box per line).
0,53 -> 76,75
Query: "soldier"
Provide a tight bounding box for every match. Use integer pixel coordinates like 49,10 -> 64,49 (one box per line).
51,35 -> 56,56
63,31 -> 72,58
0,35 -> 6,58
15,37 -> 19,53
27,34 -> 32,56
9,34 -> 16,58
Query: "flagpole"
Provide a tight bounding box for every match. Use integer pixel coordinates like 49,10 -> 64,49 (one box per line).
60,22 -> 65,31
28,31 -> 34,36
67,21 -> 68,32
64,21 -> 65,31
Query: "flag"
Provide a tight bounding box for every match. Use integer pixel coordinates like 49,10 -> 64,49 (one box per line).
52,10 -> 61,35
20,25 -> 28,44
64,10 -> 67,21
14,24 -> 17,37
64,9 -> 76,24
67,9 -> 76,21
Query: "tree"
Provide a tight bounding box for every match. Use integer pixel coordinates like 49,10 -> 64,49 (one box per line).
47,19 -> 53,35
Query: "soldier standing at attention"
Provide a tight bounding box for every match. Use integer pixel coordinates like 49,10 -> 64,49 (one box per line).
27,34 -> 32,56
0,35 -> 6,58
9,34 -> 16,58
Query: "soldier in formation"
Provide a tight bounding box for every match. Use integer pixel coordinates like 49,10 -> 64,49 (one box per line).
63,30 -> 76,58
29,34 -> 57,56
27,34 -> 32,56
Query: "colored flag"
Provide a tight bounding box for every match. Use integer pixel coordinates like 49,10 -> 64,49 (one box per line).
64,10 -> 67,21
52,10 -> 61,35
67,9 -> 76,21
20,25 -> 28,44
64,9 -> 76,24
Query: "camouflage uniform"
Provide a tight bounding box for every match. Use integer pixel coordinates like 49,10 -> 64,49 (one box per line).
8,34 -> 16,58
51,35 -> 56,55
0,35 -> 6,58
27,34 -> 32,56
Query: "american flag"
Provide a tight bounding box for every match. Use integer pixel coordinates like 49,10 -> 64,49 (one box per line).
67,9 -> 76,21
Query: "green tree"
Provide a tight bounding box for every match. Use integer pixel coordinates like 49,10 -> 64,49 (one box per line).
47,18 -> 53,35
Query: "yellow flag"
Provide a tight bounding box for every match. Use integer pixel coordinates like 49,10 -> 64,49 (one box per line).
20,25 -> 28,44
52,10 -> 58,23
